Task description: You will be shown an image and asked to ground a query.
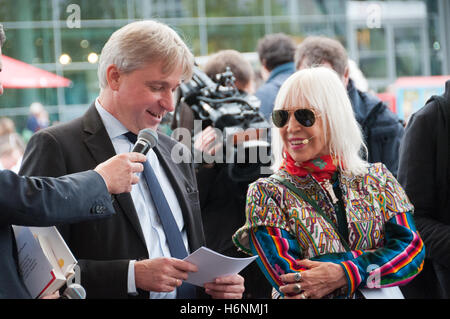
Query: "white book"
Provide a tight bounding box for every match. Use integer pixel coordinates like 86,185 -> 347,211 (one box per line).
12,226 -> 77,298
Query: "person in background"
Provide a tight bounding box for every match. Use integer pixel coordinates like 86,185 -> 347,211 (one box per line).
26,102 -> 49,133
0,117 -> 25,172
295,36 -> 404,177
203,49 -> 255,94
196,49 -> 259,157
0,22 -> 146,298
0,117 -> 16,136
398,80 -> 450,298
233,67 -> 424,299
0,134 -> 23,172
20,20 -> 244,299
191,49 -> 272,298
254,33 -> 296,121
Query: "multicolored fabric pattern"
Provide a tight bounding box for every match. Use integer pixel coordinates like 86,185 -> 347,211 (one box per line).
232,163 -> 425,298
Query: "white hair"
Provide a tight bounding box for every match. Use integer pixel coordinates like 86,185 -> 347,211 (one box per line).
271,67 -> 368,176
98,20 -> 194,89
29,102 -> 44,115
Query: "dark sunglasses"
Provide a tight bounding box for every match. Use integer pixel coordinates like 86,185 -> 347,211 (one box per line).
272,108 -> 318,128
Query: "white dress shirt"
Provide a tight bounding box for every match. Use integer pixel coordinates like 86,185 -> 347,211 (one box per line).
95,99 -> 189,299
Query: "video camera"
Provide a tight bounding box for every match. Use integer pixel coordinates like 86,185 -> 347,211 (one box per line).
179,66 -> 269,132
178,66 -> 272,181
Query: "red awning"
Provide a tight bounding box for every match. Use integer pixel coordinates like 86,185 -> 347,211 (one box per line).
0,55 -> 71,88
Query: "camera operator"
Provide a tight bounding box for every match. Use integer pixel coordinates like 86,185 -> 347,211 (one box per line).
175,50 -> 272,299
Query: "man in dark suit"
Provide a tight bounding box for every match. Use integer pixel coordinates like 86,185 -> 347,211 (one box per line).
1,21 -> 146,299
398,80 -> 450,298
20,20 -> 244,299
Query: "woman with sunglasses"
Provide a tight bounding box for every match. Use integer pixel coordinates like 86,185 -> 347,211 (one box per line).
233,67 -> 424,299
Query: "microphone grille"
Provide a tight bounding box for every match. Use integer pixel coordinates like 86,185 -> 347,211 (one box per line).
138,128 -> 158,148
63,284 -> 86,299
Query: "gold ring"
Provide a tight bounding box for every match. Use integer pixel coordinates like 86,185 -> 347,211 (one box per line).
294,272 -> 302,282
293,283 -> 302,294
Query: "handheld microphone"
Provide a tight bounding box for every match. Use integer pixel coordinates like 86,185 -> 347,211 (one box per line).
61,283 -> 86,299
132,129 -> 158,155
302,136 -> 315,144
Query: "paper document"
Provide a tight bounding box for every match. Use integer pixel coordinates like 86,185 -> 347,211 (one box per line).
360,287 -> 404,299
183,246 -> 258,287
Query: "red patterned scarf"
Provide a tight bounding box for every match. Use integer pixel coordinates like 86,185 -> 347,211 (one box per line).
282,151 -> 338,182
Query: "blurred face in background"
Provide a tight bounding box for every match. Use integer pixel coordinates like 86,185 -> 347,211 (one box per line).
0,148 -> 21,170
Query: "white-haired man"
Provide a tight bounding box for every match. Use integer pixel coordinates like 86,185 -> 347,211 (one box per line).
20,20 -> 244,299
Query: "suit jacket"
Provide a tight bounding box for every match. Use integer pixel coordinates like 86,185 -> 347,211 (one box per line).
0,169 -> 114,298
19,104 -> 205,299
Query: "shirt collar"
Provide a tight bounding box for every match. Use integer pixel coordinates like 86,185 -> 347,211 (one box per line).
268,62 -> 295,81
95,98 -> 129,140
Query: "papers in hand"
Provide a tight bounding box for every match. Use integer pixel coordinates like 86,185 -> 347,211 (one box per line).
12,226 -> 77,298
183,246 -> 258,287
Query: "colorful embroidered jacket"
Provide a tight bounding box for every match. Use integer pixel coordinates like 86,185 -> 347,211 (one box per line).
233,163 -> 425,298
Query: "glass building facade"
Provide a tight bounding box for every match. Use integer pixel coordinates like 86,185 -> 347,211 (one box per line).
1,0 -> 449,132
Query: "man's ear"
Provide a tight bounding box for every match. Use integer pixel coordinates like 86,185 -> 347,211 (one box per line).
106,64 -> 121,91
343,66 -> 350,88
260,63 -> 270,81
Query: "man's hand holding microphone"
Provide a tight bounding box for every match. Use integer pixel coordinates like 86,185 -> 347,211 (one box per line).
94,152 -> 146,194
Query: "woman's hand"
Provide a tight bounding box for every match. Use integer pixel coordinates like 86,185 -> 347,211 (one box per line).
279,259 -> 347,299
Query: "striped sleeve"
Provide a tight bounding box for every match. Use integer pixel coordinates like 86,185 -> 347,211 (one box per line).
249,227 -> 306,295
249,226 -> 365,298
339,211 -> 425,296
249,212 -> 424,298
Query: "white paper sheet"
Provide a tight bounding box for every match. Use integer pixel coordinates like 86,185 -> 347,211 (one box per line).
183,246 -> 258,287
360,287 -> 405,299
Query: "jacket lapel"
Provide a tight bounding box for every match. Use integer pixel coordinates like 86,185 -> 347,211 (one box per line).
81,104 -> 147,247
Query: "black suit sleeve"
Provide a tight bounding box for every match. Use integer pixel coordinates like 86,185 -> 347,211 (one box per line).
20,128 -> 68,178
398,103 -> 450,266
4,123 -> 113,225
0,169 -> 114,226
19,128 -> 134,298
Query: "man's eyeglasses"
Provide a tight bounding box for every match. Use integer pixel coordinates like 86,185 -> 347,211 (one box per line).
272,108 -> 319,128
